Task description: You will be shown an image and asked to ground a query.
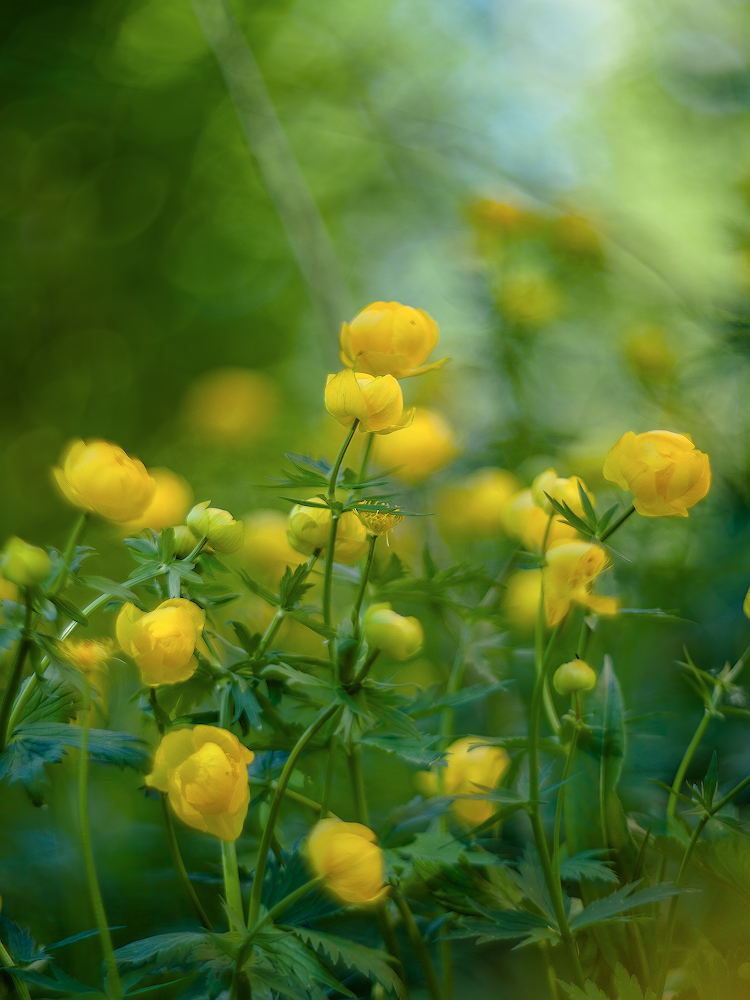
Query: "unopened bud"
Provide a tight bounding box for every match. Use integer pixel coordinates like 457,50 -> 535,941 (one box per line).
0,537 -> 51,587
363,603 -> 423,660
173,525 -> 196,558
553,659 -> 597,695
187,501 -> 244,554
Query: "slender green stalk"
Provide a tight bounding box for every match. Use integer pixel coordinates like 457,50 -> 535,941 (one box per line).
350,648 -> 380,689
321,732 -> 337,817
358,432 -> 375,483
599,504 -> 635,542
552,699 -> 581,885
257,779 -> 321,814
0,594 -> 33,752
322,422 -> 359,631
534,580 -> 560,736
393,892 -> 443,1000
218,688 -> 246,929
541,940 -> 561,1000
440,937 -> 454,1000
161,795 -> 214,930
0,939 -> 32,1000
256,608 -> 286,658
479,545 -> 521,609
328,422 -> 359,502
347,743 -> 369,825
248,704 -> 340,925
50,513 -> 89,597
78,679 -> 123,999
352,534 -> 377,638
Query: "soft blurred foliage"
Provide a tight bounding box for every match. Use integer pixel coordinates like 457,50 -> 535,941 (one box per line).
5,0 -> 750,995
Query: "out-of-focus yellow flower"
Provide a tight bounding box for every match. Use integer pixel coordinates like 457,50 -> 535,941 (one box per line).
497,270 -> 563,327
121,468 -> 193,533
241,510 -> 305,585
325,369 -> 413,435
356,501 -> 404,537
438,468 -> 520,539
183,368 -> 278,443
53,439 -> 155,523
0,571 -> 18,621
187,502 -> 244,554
287,502 -> 368,565
624,324 -> 676,385
116,598 -> 205,686
416,737 -> 509,827
145,726 -> 254,842
531,469 -> 593,518
544,541 -> 617,626
340,302 -> 448,379
470,199 -> 539,236
373,408 -> 459,484
553,659 -> 597,695
62,638 -> 114,678
0,537 -> 50,587
743,585 -> 750,621
603,431 -> 710,518
500,490 -> 578,552
307,818 -> 388,905
363,603 -> 423,660
503,570 -> 542,629
552,214 -> 603,259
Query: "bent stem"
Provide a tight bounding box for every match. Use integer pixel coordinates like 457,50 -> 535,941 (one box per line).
393,892 -> 443,1000
78,679 -> 123,1000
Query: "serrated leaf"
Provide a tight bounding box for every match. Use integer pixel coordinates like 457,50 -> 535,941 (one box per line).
569,881 -> 682,931
408,682 -> 509,718
236,569 -> 280,607
78,576 -> 144,604
278,563 -> 315,609
360,733 -> 445,766
287,927 -> 406,1000
559,850 -> 619,885
114,932 -> 210,970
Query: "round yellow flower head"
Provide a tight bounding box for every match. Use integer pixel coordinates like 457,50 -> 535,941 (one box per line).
0,537 -> 50,587
145,726 -> 254,842
116,598 -> 205,686
531,469 -> 593,518
325,369 -> 414,435
373,408 -> 459,484
53,439 -> 156,523
241,509 -> 305,584
553,659 -> 597,695
121,469 -> 193,533
497,270 -> 563,327
624,325 -> 676,385
417,737 -> 509,827
363,603 -> 423,660
471,199 -> 539,236
437,467 -> 519,539
499,489 -> 578,552
307,817 -> 388,905
183,368 -> 278,443
603,431 -> 711,518
187,501 -> 244,554
356,501 -> 404,537
61,638 -> 114,679
287,502 -> 368,565
544,541 -> 617,626
339,301 -> 448,379
503,570 -> 542,629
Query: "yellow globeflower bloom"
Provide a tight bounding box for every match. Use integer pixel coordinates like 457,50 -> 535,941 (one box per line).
624,324 -> 676,385
470,199 -> 539,236
500,489 -> 578,552
356,501 -> 404,537
603,431 -> 710,518
503,570 -> 542,629
287,502 -> 368,565
339,301 -> 448,379
544,541 -> 617,627
183,368 -> 278,443
187,502 -> 244,554
241,510 -> 305,584
373,408 -> 459,484
417,737 -> 509,827
0,537 -> 50,587
531,469 -> 593,518
145,726 -> 254,842
121,468 -> 193,533
116,598 -> 205,686
553,659 -> 597,695
363,603 -> 423,660
53,439 -> 156,523
325,369 -> 413,435
438,467 -> 519,539
307,818 -> 388,905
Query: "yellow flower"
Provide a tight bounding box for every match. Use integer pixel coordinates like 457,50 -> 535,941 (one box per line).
116,598 -> 205,686
0,537 -> 50,587
531,469 -> 593,518
145,726 -> 254,842
623,324 -> 676,385
339,301 -> 448,379
325,369 -> 413,435
0,571 -> 18,622
603,431 -> 711,518
553,659 -> 597,695
287,502 -> 368,565
240,510 -> 305,584
187,502 -> 244,554
470,200 -> 539,236
53,439 -> 155,523
307,818 -> 388,905
552,214 -> 602,259
373,408 -> 459,484
417,737 -> 509,828
499,490 -> 578,552
544,541 -> 617,626
183,368 -> 278,443
363,603 -> 423,660
437,468 -> 519,539
497,270 -> 563,327
61,638 -> 114,678
356,501 -> 404,536
503,570 -> 542,629
121,468 -> 193,533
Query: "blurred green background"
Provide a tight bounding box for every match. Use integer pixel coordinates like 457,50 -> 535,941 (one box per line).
5,0 -> 750,994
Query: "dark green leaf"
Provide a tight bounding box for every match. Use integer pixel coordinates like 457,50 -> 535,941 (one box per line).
78,576 -> 144,604
559,850 -> 619,885
114,932 -> 210,969
569,881 -> 683,931
50,595 -> 88,626
287,927 -> 406,1000
236,569 -> 279,607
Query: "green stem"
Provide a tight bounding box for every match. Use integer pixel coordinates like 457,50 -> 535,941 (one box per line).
50,513 -> 89,597
599,504 -> 635,542
256,609 -> 286,658
328,421 -> 359,502
321,732 -> 337,817
248,704 -> 340,925
78,679 -> 123,999
161,795 -> 214,930
0,940 -> 32,1000
322,513 -> 339,631
666,709 -> 712,823
552,708 -> 580,886
350,648 -> 380,689
255,779 -> 321,814
222,840 -> 244,926
0,594 -> 33,752
534,579 -> 560,736
393,892 -> 443,1000
479,545 -> 521,609
358,432 -> 375,483
352,534 -> 377,639
347,743 -> 369,825
440,937 -> 454,1000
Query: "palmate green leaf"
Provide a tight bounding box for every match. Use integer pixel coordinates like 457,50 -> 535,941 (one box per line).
7,722 -> 150,771
360,733 -> 445,766
569,881 -> 682,932
13,672 -> 80,726
78,575 -> 144,604
253,926 -> 353,999
450,909 -> 555,947
154,659 -> 219,716
505,849 -> 557,925
560,962 -> 658,1000
559,850 -> 619,885
8,964 -> 102,995
287,927 -> 406,1000
278,563 -> 315,609
400,830 -> 466,864
652,832 -> 750,902
114,932 -> 210,970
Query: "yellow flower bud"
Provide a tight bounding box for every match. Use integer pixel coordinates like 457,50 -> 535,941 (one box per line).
183,368 -> 278,443
623,324 -> 676,385
0,537 -> 50,587
187,502 -> 244,554
52,439 -> 156,523
503,570 -> 542,629
437,468 -> 519,539
373,408 -> 459,484
470,199 -> 539,236
603,431 -> 711,518
116,598 -> 205,686
240,510 -> 305,584
544,541 -> 617,626
61,638 -> 114,678
363,603 -> 423,660
173,525 -> 196,558
325,369 -> 414,435
307,817 -> 388,905
0,571 -> 18,621
553,659 -> 597,695
531,469 -> 593,518
121,469 -> 193,533
145,725 -> 254,842
497,270 -> 563,327
499,490 -> 578,552
339,301 -> 448,379
287,502 -> 368,565
356,501 -> 404,536
416,737 -> 509,827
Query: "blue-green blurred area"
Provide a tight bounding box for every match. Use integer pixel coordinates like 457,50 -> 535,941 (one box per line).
5,0 -> 750,994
